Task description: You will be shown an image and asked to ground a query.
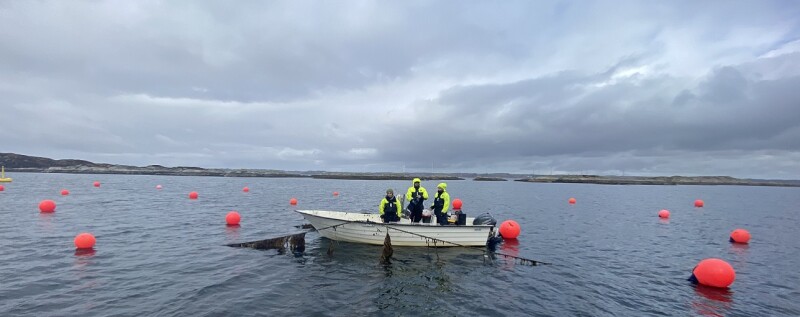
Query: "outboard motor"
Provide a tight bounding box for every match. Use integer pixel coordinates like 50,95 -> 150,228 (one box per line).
472,212 -> 497,226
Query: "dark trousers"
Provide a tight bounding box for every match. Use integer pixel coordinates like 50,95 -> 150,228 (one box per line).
434,210 -> 448,225
382,213 -> 400,223
410,209 -> 423,223
409,201 -> 424,223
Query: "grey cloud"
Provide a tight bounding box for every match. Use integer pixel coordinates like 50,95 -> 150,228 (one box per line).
1,1 -> 800,178
372,53 -> 800,176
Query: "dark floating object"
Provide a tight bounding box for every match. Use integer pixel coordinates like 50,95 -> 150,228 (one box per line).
294,223 -> 315,230
379,232 -> 393,265
227,232 -> 306,254
327,240 -> 335,256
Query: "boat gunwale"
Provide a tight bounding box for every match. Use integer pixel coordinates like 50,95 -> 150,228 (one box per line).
295,209 -> 495,229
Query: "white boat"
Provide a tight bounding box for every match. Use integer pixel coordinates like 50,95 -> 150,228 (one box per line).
295,210 -> 495,247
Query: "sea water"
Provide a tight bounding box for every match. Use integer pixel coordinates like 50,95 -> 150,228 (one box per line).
1,173 -> 799,316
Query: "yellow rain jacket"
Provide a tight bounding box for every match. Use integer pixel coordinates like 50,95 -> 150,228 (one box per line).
432,182 -> 450,213
405,178 -> 429,208
379,196 -> 402,218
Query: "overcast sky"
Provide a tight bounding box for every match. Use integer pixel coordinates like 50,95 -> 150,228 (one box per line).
2,1 -> 799,179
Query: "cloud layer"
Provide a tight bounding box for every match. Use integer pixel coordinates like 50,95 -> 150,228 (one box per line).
2,1 -> 799,178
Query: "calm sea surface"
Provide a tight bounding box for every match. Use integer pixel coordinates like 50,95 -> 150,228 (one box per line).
1,173 -> 799,316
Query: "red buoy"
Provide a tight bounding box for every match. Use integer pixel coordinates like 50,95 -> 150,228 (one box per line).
93,181 -> 101,187
189,191 -> 199,199
243,187 -> 250,193
156,185 -> 163,190
226,211 -> 241,225
499,220 -> 521,239
39,200 -> 56,213
61,189 -> 70,196
568,197 -> 576,204
0,185 -> 5,191
730,229 -> 751,244
74,233 -> 96,249
452,198 -> 463,209
333,191 -> 339,196
290,198 -> 298,205
694,199 -> 704,207
690,258 -> 735,288
658,209 -> 670,218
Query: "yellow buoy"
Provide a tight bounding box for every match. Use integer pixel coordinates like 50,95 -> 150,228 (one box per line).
0,166 -> 12,183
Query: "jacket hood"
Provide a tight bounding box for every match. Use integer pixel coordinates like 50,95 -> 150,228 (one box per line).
437,183 -> 447,191
412,178 -> 421,184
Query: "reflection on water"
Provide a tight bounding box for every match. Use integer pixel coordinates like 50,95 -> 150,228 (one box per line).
730,243 -> 750,256
38,213 -> 55,231
691,285 -> 733,317
499,238 -> 520,269
224,225 -> 240,243
73,248 -> 97,280
74,249 -> 96,257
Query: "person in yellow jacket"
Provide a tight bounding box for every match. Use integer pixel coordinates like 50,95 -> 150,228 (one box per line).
405,178 -> 428,223
430,183 -> 451,225
379,189 -> 402,223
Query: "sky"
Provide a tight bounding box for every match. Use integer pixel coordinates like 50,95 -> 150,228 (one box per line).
1,1 -> 800,179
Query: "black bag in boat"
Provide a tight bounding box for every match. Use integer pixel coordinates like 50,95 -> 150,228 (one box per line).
472,212 -> 497,226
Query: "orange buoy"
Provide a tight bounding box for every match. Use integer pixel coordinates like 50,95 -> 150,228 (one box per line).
189,191 -> 199,199
729,229 -> 751,244
658,209 -> 670,218
93,181 -> 101,187
568,197 -> 576,204
452,198 -> 463,209
243,187 -> 250,193
226,211 -> 241,225
74,233 -> 96,249
61,189 -> 70,196
333,191 -> 339,196
694,199 -> 704,207
0,185 -> 5,191
156,185 -> 163,190
499,220 -> 521,239
690,258 -> 735,288
39,200 -> 56,213
290,198 -> 298,205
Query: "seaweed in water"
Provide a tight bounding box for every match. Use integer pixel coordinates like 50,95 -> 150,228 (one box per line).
379,232 -> 393,265
293,223 -> 315,230
227,232 -> 307,254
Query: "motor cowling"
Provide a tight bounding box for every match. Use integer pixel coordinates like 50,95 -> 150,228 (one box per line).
472,212 -> 497,226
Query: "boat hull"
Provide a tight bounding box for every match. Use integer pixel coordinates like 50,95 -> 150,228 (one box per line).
296,210 -> 494,247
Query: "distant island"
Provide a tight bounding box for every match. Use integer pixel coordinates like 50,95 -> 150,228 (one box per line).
516,175 -> 800,187
473,176 -> 508,181
2,152 -> 799,187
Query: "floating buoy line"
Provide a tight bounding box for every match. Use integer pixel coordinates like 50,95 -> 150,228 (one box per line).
16,179 -> 745,289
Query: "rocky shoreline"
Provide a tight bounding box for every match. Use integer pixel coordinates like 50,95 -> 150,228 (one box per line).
2,153 -> 799,186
